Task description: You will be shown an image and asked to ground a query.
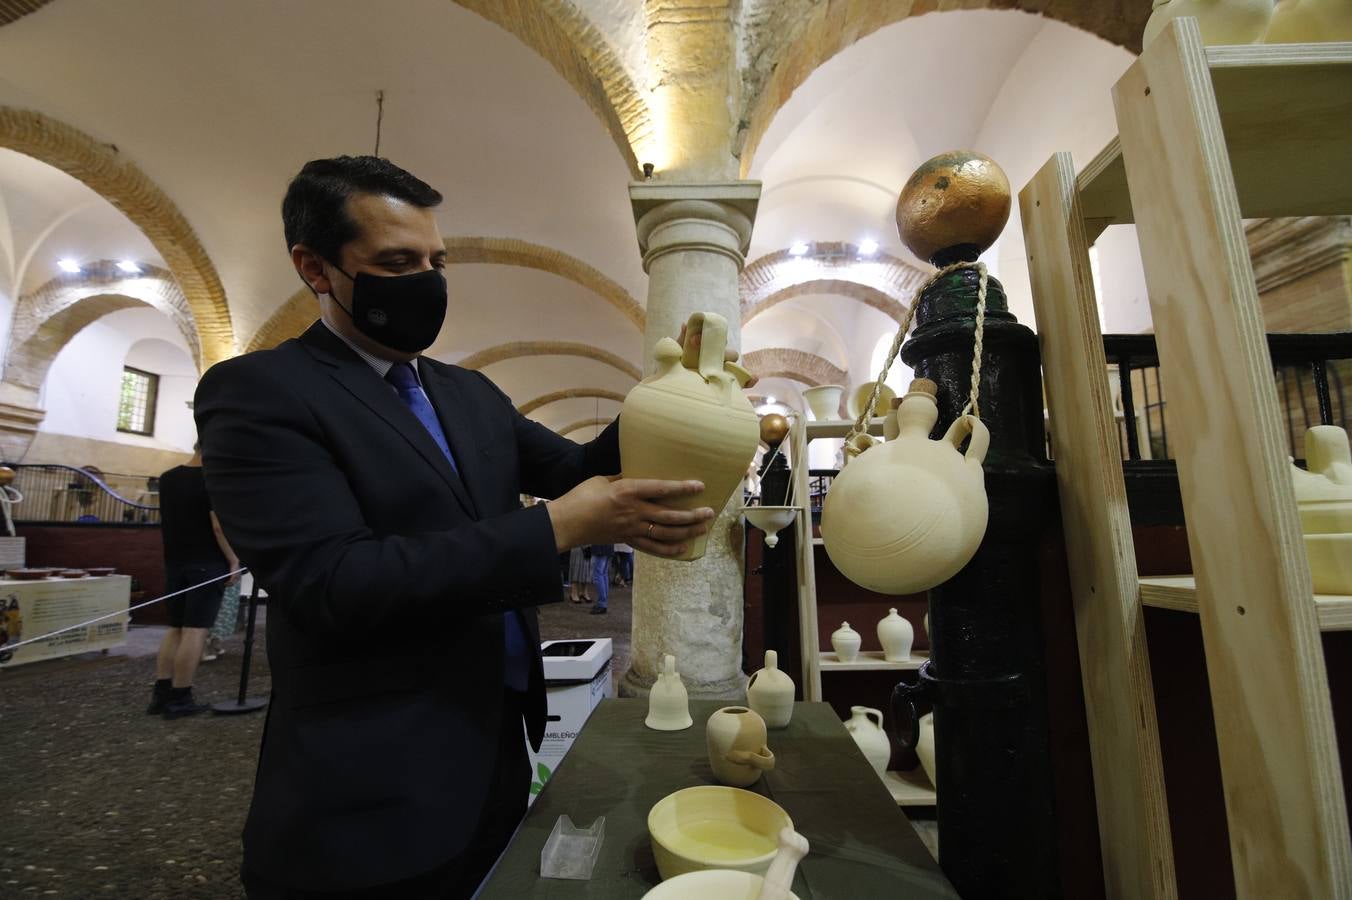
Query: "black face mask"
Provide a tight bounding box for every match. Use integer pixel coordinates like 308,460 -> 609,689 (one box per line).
326,263 -> 448,354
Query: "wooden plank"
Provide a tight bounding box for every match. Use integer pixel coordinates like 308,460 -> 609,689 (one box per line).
1113,19 -> 1351,898
1141,575 -> 1352,632
1020,152 -> 1178,900
1077,137 -> 1130,243
804,417 -> 886,439
820,649 -> 929,671
792,415 -> 823,702
884,768 -> 936,807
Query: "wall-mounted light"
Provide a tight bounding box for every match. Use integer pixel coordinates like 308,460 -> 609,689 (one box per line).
789,242 -> 809,257
858,239 -> 879,256
116,260 -> 141,274
57,258 -> 82,274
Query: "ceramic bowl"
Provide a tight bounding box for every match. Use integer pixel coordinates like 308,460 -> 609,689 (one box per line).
5,568 -> 53,580
845,382 -> 898,420
641,868 -> 800,900
647,785 -> 793,880
86,567 -> 116,577
1303,533 -> 1352,594
60,569 -> 88,578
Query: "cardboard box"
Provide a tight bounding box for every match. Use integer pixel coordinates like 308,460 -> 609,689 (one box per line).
527,638 -> 613,802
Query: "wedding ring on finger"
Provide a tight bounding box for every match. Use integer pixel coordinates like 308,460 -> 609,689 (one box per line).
647,522 -> 655,540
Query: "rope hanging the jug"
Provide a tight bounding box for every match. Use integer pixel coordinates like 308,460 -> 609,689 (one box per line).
843,260 -> 990,460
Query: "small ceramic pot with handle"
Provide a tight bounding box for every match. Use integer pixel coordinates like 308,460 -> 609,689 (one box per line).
706,706 -> 776,788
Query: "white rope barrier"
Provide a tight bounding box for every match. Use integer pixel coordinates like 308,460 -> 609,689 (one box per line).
0,566 -> 249,655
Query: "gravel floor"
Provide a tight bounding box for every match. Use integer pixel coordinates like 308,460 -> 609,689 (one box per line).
0,586 -> 633,898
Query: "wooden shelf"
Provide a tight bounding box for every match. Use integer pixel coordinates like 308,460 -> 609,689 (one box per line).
884,768 -> 936,807
820,649 -> 929,671
1077,42 -> 1352,240
1139,575 -> 1352,632
804,417 -> 886,439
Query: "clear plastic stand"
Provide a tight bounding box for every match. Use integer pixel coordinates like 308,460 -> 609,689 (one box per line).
540,814 -> 606,881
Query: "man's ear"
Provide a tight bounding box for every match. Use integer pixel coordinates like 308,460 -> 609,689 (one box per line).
291,245 -> 330,296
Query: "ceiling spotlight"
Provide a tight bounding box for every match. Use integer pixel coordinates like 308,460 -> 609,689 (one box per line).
116,260 -> 142,274
858,239 -> 879,256
789,241 -> 809,257
58,258 -> 82,274
765,396 -> 777,405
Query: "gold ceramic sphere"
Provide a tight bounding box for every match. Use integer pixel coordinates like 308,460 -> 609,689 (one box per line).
759,413 -> 791,447
0,466 -> 13,487
896,151 -> 1011,263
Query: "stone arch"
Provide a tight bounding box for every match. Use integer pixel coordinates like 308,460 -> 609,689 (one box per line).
0,107 -> 234,368
452,0 -> 651,176
4,261 -> 200,393
741,348 -> 846,388
736,1 -> 1148,175
245,236 -> 645,353
741,243 -> 927,327
457,341 -> 642,382
518,387 -> 627,416
559,417 -> 615,439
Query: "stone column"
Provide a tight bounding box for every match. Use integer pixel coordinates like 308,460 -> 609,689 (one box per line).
620,181 -> 760,700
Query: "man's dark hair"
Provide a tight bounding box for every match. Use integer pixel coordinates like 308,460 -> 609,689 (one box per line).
281,156 -> 442,266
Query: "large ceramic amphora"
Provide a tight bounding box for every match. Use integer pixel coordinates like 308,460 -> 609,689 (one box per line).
820,381 -> 989,594
620,312 -> 759,561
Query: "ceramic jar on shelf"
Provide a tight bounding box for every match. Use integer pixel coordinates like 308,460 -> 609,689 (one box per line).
646,654 -> 693,731
706,706 -> 776,788
620,311 -> 759,561
802,385 -> 844,421
746,650 -> 795,729
843,706 -> 891,776
830,621 -> 861,662
1291,424 -> 1352,593
876,608 -> 914,662
915,712 -> 936,790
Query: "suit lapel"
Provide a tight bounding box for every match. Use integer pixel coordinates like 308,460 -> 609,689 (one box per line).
418,360 -> 485,517
298,324 -> 475,517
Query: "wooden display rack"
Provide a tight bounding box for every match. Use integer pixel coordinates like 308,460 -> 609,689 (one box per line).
1021,18 -> 1351,899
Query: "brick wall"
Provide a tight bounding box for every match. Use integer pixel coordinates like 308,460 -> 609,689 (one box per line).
15,523 -> 167,625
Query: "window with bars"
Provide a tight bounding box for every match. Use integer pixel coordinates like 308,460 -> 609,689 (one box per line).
116,366 -> 158,436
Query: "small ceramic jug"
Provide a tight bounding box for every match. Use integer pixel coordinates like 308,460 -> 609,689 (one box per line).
830,622 -> 861,662
645,654 -> 693,731
821,379 -> 989,594
877,608 -> 914,662
915,712 -> 936,790
706,706 -> 776,787
620,312 -> 759,561
843,706 -> 891,776
747,649 -> 795,729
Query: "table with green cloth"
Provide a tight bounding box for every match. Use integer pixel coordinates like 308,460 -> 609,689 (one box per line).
478,698 -> 958,898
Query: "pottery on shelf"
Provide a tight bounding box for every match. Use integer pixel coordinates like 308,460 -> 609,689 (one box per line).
620,311 -> 759,561
821,379 -> 990,595
829,621 -> 861,662
915,713 -> 936,790
1291,425 -> 1352,593
1266,0 -> 1352,42
706,706 -> 776,788
843,706 -> 891,776
1145,0 -> 1274,47
845,382 -> 897,421
876,608 -> 914,662
646,654 -> 694,731
801,385 -> 844,421
746,650 -> 795,729
743,506 -> 799,549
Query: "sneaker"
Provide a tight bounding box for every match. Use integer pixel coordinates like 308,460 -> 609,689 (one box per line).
589,606 -> 608,615
162,689 -> 210,719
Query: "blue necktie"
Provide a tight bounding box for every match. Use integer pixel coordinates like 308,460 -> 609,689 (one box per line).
385,362 -> 531,691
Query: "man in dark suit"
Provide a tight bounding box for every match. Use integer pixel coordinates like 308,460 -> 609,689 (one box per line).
195,156 -> 714,898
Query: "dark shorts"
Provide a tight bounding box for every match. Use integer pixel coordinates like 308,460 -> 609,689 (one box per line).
165,563 -> 228,629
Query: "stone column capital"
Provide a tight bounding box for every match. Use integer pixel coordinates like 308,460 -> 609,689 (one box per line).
630,181 -> 761,273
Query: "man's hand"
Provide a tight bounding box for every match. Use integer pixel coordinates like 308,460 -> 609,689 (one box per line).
548,476 -> 715,557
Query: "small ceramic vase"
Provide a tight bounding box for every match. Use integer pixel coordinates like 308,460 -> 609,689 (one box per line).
830,621 -> 861,662
747,650 -> 795,729
876,608 -> 914,662
821,380 -> 989,595
706,706 -> 776,788
620,312 -> 759,561
802,385 -> 844,421
844,706 -> 891,776
916,712 -> 936,790
645,654 -> 693,731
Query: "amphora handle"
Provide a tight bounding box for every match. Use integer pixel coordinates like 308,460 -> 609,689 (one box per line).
680,312 -> 731,382
942,414 -> 989,467
727,746 -> 776,770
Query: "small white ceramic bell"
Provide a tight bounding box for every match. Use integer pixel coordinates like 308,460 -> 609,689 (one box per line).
876,608 -> 914,662
843,706 -> 891,776
707,706 -> 776,787
1266,0 -> 1352,41
646,654 -> 693,731
1145,0 -> 1274,46
747,650 -> 795,729
915,712 -> 936,790
801,385 -> 844,421
830,622 -> 861,662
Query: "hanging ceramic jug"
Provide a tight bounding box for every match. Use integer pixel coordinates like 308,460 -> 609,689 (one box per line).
646,654 -> 693,731
747,650 -> 795,729
915,713 -> 936,790
830,621 -> 861,662
706,706 -> 776,787
821,379 -> 989,595
620,312 -> 760,561
802,384 -> 844,421
843,706 -> 891,776
1291,425 -> 1352,593
876,608 -> 914,662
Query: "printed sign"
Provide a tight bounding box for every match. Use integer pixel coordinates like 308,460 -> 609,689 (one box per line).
0,575 -> 131,666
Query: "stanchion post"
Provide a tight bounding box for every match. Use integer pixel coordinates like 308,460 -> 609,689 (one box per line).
213,579 -> 268,715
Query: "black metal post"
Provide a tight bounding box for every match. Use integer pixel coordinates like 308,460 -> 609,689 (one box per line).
213,579 -> 268,715
1312,359 -> 1334,426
